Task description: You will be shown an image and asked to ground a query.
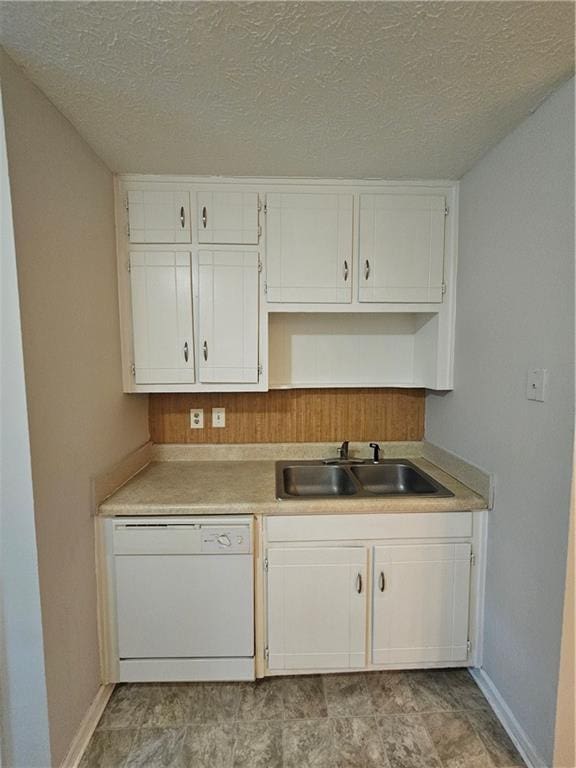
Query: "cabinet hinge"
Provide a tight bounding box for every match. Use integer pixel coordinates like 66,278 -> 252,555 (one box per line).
264,281 -> 268,295
441,282 -> 447,295
263,202 -> 267,215
258,225 -> 262,238
127,259 -> 131,273
258,364 -> 263,378
444,205 -> 449,216
130,363 -> 136,377
264,646 -> 270,661
467,639 -> 472,654
264,557 -> 269,571
258,260 -> 263,274
125,197 -> 130,237
470,552 -> 476,566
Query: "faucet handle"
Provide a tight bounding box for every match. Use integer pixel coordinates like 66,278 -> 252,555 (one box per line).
338,440 -> 349,459
369,442 -> 381,463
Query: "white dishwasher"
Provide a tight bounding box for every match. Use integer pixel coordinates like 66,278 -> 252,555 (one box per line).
106,516 -> 254,682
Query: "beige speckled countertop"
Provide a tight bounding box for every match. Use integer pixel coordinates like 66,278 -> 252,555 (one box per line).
98,456 -> 487,517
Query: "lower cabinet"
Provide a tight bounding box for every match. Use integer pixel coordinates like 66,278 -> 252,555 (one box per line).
266,546 -> 367,671
372,543 -> 471,665
264,513 -> 477,674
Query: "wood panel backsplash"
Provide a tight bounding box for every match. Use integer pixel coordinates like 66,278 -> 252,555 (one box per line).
149,389 -> 425,444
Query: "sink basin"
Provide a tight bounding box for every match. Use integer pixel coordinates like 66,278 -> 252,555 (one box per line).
282,465 -> 357,497
276,459 -> 454,500
351,463 -> 441,495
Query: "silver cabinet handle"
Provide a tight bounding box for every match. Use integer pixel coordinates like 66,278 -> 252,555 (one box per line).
203,340 -> 208,361
364,260 -> 370,280
180,206 -> 185,228
202,206 -> 207,229
343,260 -> 349,281
184,342 -> 189,362
356,573 -> 363,594
379,571 -> 385,592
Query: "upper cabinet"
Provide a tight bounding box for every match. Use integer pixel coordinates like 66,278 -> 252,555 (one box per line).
197,192 -> 260,245
198,250 -> 260,384
358,194 -> 447,303
127,189 -> 191,243
265,193 -> 353,303
130,251 -> 195,384
116,178 -> 457,392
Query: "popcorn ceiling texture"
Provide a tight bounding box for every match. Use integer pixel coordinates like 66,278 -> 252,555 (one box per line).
0,1 -> 574,179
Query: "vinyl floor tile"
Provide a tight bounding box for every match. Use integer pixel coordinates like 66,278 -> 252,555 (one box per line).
323,673 -> 374,717
83,670 -> 528,768
423,711 -> 492,768
233,721 -> 283,768
378,714 -> 442,768
79,728 -> 137,768
282,718 -> 334,768
466,709 -> 525,767
282,675 -> 328,720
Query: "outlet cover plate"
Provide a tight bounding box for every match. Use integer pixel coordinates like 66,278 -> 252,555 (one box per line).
190,408 -> 204,428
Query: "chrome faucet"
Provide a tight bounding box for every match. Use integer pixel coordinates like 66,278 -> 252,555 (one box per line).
337,440 -> 350,460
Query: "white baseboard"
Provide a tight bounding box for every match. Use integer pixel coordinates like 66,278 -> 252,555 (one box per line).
470,668 -> 548,768
60,684 -> 115,768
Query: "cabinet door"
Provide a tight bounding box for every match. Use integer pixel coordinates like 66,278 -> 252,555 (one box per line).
267,547 -> 367,671
266,193 -> 353,303
372,543 -> 471,665
130,252 -> 195,384
127,190 -> 191,243
198,250 -> 259,383
197,192 -> 259,244
359,194 -> 446,303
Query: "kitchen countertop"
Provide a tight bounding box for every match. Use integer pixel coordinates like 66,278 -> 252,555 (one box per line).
98,457 -> 487,517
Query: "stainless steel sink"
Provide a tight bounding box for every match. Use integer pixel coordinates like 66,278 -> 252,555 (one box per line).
350,463 -> 442,495
276,459 -> 454,500
282,465 -> 357,497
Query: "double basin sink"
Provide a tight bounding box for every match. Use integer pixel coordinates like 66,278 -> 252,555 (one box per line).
276,459 -> 454,500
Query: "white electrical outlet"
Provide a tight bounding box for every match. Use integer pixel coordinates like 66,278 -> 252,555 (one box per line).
212,407 -> 226,428
190,408 -> 204,429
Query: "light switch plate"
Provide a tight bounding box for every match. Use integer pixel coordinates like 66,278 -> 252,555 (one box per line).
212,407 -> 226,428
526,369 -> 547,402
190,408 -> 204,428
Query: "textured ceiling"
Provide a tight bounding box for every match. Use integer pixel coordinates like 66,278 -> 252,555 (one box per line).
0,1 -> 573,179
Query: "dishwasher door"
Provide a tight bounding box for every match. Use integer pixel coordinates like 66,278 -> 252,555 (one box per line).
113,519 -> 254,660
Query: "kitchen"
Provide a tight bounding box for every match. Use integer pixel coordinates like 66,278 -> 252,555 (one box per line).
0,3 -> 574,768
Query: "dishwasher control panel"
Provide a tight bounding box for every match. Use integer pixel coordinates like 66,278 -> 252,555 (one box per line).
201,525 -> 252,554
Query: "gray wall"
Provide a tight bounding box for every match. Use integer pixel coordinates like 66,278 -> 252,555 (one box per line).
0,83 -> 51,767
0,50 -> 150,765
426,78 -> 574,765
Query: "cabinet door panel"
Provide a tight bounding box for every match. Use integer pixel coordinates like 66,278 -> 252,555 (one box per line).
198,251 -> 259,383
266,193 -> 353,303
359,194 -> 445,303
267,547 -> 366,671
197,192 -> 259,244
128,190 -> 191,243
130,252 -> 194,384
372,543 -> 471,665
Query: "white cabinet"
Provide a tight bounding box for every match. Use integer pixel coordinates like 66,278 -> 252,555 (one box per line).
264,512 -> 479,675
130,252 -> 194,384
127,189 -> 191,243
266,546 -> 367,670
265,193 -> 353,303
197,192 -> 260,245
198,250 -> 260,383
358,194 -> 446,303
372,543 -> 471,665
